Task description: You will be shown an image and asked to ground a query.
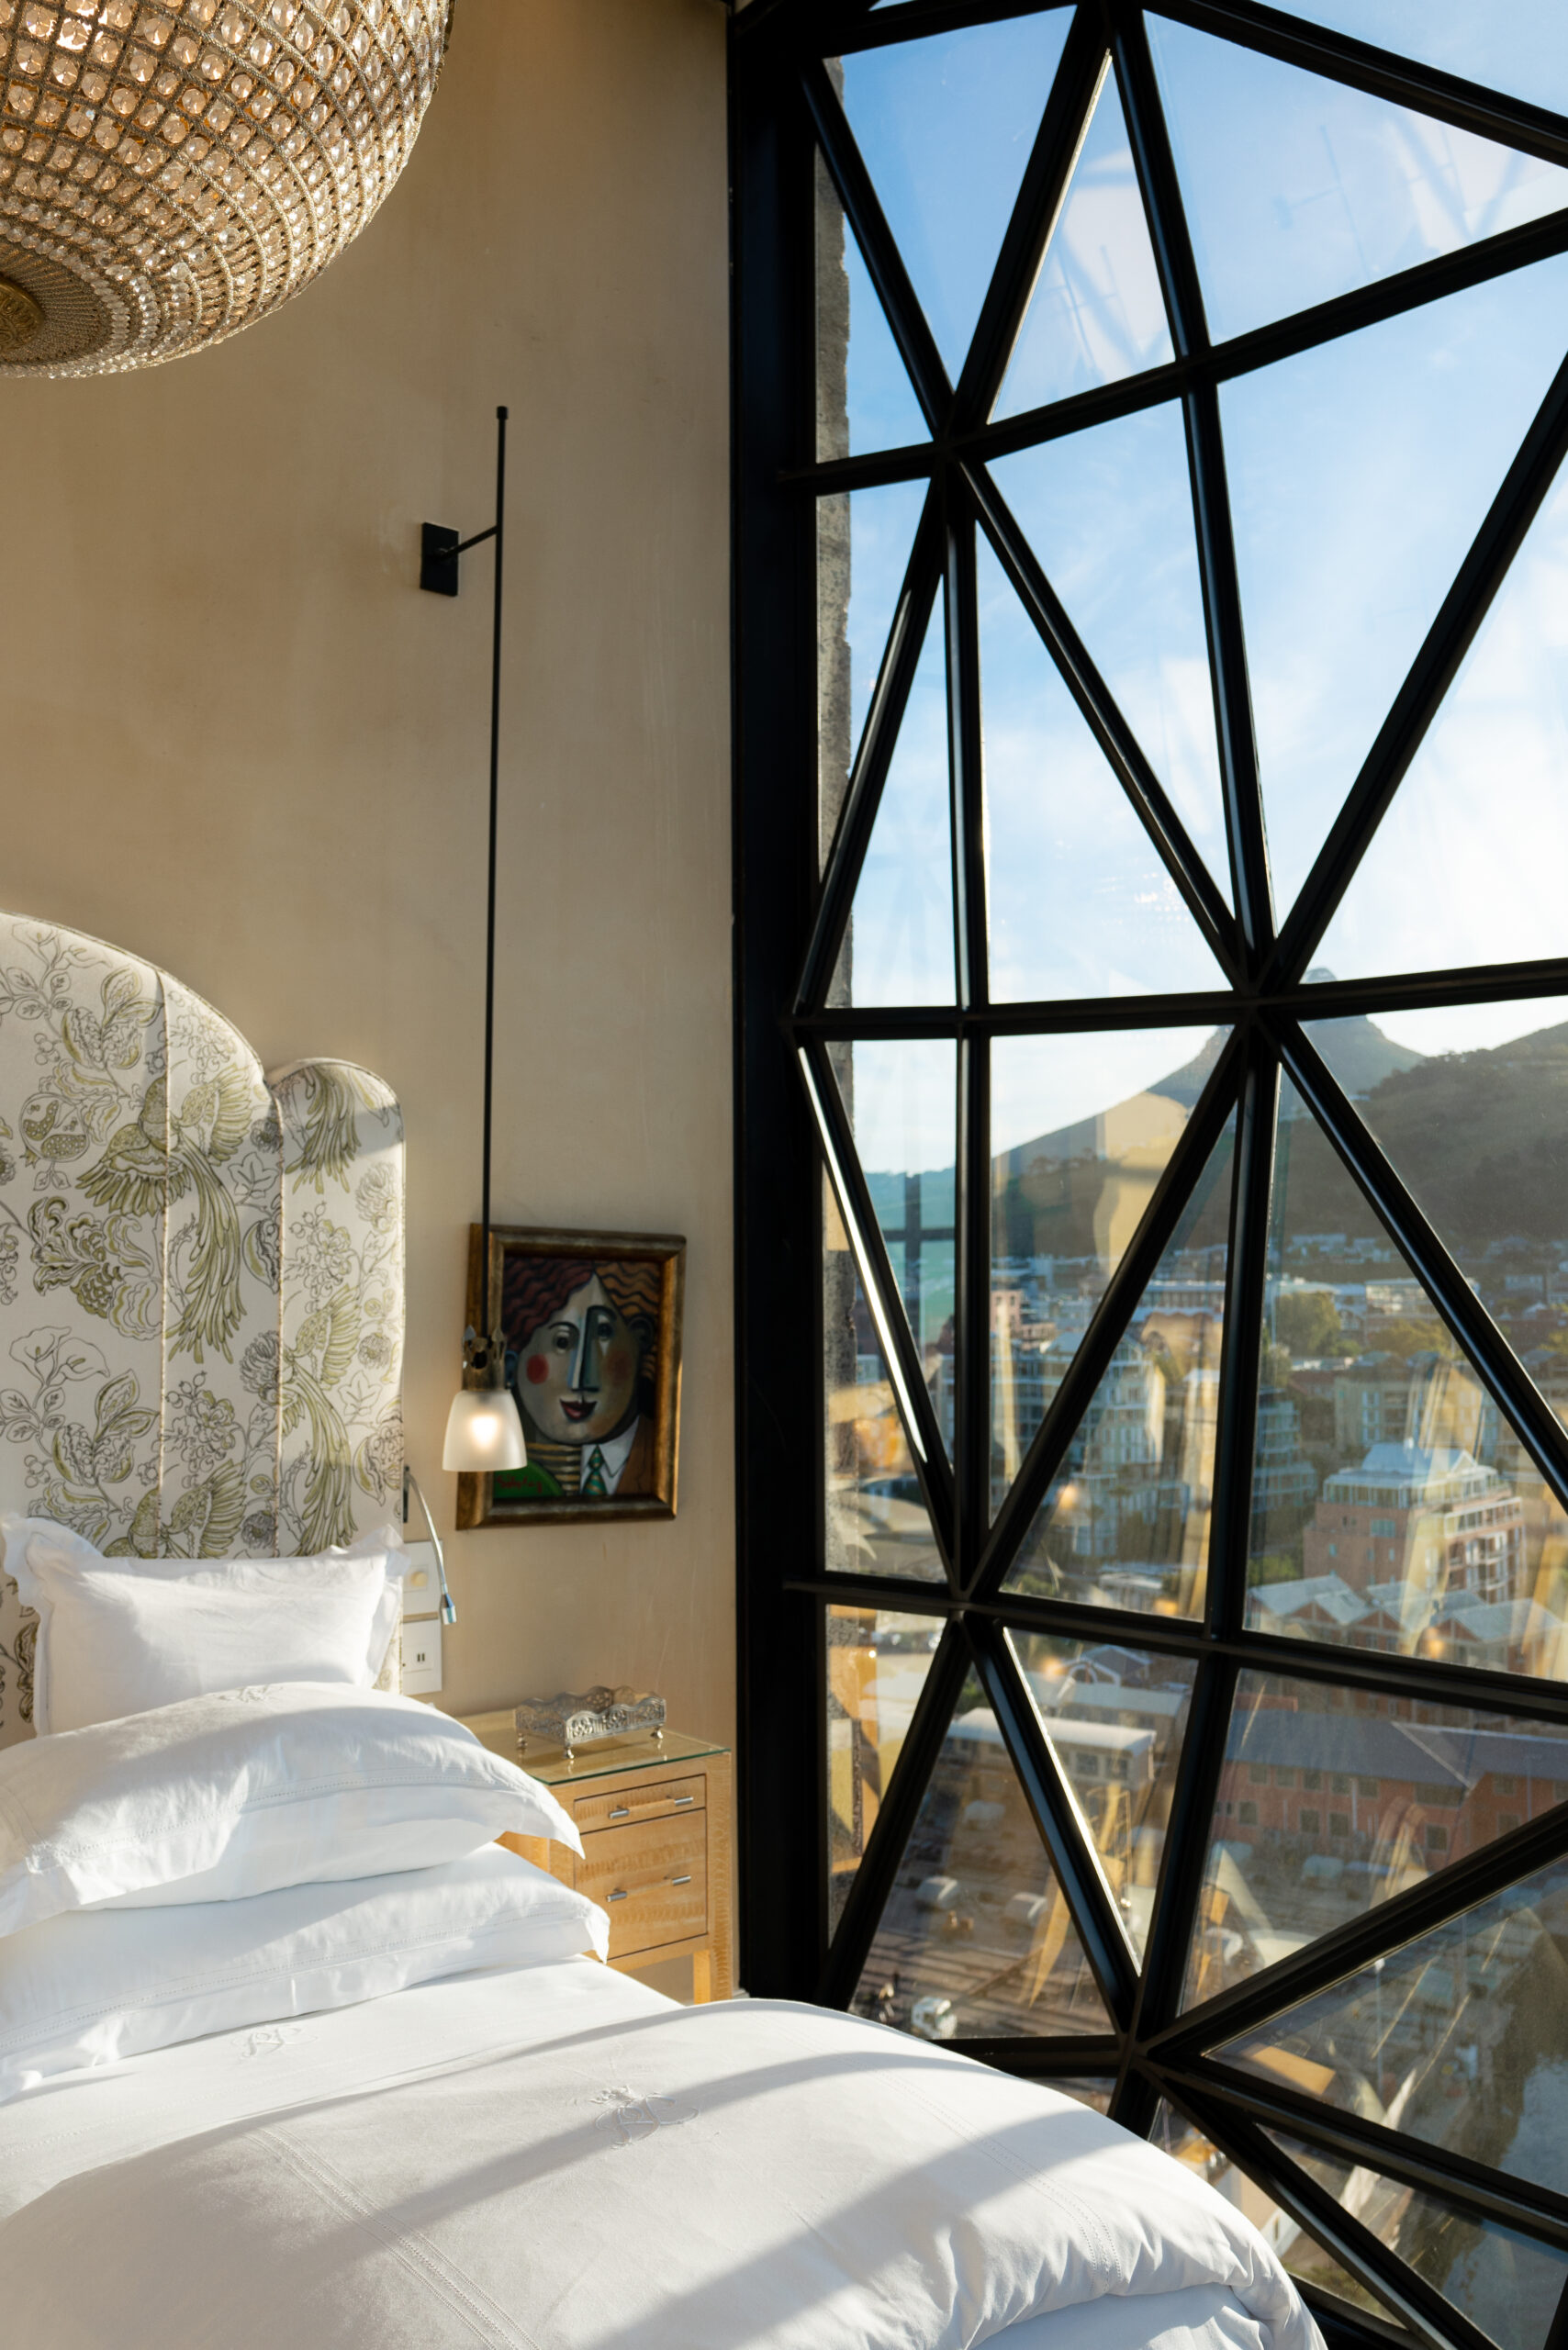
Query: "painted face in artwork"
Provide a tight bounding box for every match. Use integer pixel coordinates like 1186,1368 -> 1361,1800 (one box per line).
516,1273 -> 641,1447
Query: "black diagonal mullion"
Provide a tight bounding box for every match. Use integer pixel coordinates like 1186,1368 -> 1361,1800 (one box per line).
1545,2273 -> 1568,2350
1112,8 -> 1273,966
1145,0 -> 1568,169
952,6 -> 1109,428
801,58 -> 953,431
799,501 -> 941,1011
968,1614 -> 1140,2023
801,1036 -> 958,1550
1205,1032 -> 1279,1639
969,459 -> 1238,972
1276,1020 -> 1568,1517
1167,2059 -> 1568,2247
1151,1797 -> 1568,2065
975,1022 -> 1245,1592
817,1615 -> 973,2004
1149,2080 -> 1496,2350
1271,342 -> 1568,989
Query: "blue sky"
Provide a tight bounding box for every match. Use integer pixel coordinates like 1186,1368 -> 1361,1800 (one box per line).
826,10 -> 1568,1170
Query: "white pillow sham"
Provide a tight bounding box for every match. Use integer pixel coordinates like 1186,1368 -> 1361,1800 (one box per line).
0,1844 -> 609,2103
0,1682 -> 582,1937
2,1517 -> 402,1733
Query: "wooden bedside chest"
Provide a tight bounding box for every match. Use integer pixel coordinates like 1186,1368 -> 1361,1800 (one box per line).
460,1721 -> 733,2002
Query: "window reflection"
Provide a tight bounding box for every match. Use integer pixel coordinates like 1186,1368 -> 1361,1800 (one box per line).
1015,1633 -> 1195,1958
853,1678 -> 1112,2041
822,1181 -> 946,1584
1184,1672 -> 1568,2009
827,1606 -> 942,1933
1216,1862 -> 1568,2202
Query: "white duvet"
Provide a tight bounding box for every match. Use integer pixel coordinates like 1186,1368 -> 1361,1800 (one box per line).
0,1959 -> 1323,2350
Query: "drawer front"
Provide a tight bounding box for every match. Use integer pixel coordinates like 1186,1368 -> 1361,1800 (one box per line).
572,1774 -> 705,1833
577,1815 -> 707,1956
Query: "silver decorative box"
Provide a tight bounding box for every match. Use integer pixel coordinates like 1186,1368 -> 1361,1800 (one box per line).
514,1684 -> 666,1757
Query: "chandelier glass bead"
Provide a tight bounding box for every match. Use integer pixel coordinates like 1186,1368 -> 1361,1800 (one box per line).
0,0 -> 450,375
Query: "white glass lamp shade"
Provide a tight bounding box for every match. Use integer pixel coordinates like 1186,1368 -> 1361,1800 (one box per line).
442,1384 -> 527,1474
0,0 -> 451,379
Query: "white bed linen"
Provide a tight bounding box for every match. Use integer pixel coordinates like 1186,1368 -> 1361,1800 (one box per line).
0,1958 -> 1321,2350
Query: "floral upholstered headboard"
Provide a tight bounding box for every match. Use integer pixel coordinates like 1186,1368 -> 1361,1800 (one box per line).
0,916 -> 405,1749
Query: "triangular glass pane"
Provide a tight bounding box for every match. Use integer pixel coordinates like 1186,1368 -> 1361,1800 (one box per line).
994,73 -> 1173,420
1247,1090 -> 1568,1684
833,1035 -> 957,1458
1181,1669 -> 1568,2012
1014,1635 -> 1197,1962
991,404 -> 1230,907
1318,442 -> 1568,979
852,1671 -> 1113,2038
1150,2104 -> 1404,2322
827,1605 -> 943,1934
978,535 -> 1228,1001
832,592 -> 956,1007
1277,6 -> 1568,125
818,480 -> 930,878
991,1026 -> 1226,1491
815,149 -> 931,463
1223,254 -> 1568,922
822,1176 -> 947,1585
1215,1856 -> 1568,2201
1148,15 -> 1568,344
834,12 -> 1073,380
1268,2131 -> 1568,2350
1003,1112 -> 1234,1594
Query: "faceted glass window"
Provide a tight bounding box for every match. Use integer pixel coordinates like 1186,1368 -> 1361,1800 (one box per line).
852,1676 -> 1113,2040
991,1026 -> 1223,1483
835,1037 -> 956,1444
1271,2131 -> 1568,2350
817,480 -> 929,876
834,12 -> 1073,379
1148,17 -> 1568,343
827,1606 -> 943,1933
814,150 -> 930,463
977,535 -> 1227,1002
1150,2105 -> 1398,2321
1223,256 -> 1568,922
1014,1633 -> 1197,1961
833,592 -> 956,1008
822,1181 -> 946,1584
993,69 -> 1172,419
989,405 -> 1229,904
1281,5 -> 1568,121
1215,1859 -> 1568,2200
1319,453 -> 1568,981
1247,1085 -> 1568,1679
1005,1113 -> 1233,1600
1182,1671 -> 1568,2010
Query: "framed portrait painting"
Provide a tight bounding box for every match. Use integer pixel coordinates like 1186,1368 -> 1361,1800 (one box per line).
455,1225 -> 684,1528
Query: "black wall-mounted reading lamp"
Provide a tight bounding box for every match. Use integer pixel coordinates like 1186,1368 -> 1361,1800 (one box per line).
402,403 -> 530,1626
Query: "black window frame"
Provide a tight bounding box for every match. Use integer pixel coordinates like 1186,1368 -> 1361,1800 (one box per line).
730,7 -> 1568,2348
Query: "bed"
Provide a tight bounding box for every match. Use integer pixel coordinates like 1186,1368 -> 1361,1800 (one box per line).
0,914 -> 1321,2350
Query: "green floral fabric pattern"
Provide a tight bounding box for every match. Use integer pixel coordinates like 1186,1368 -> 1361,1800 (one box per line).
0,921 -> 405,1748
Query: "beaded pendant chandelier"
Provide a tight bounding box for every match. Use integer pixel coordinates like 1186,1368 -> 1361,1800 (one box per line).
0,0 -> 450,375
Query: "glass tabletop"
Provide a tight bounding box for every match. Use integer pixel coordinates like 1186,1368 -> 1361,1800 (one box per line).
455,1716 -> 728,1785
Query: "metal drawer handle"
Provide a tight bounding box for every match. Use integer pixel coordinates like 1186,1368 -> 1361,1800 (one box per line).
670,1874 -> 692,1886
608,1889 -> 629,1903
607,1807 -> 631,1819
672,1795 -> 695,1807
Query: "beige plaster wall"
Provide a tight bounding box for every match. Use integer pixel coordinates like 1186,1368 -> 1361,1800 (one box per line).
0,0 -> 735,1751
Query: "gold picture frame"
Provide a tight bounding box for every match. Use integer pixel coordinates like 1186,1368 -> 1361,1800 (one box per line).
455,1225 -> 684,1528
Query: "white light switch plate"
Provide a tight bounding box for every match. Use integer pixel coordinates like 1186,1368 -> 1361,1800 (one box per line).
396,1541 -> 440,1617
400,1618 -> 442,1695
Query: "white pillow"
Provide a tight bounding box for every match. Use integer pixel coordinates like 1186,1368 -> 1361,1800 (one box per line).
0,1844 -> 609,2103
2,1517 -> 402,1733
0,1682 -> 582,1938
